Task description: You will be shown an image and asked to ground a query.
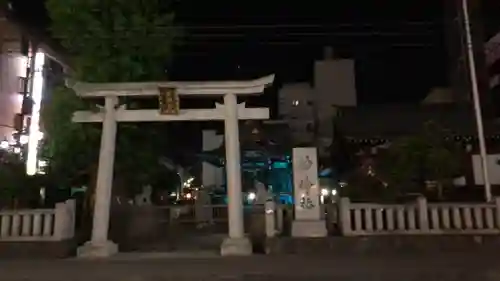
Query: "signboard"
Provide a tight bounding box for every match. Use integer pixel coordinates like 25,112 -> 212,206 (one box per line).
292,147 -> 320,220
158,87 -> 179,115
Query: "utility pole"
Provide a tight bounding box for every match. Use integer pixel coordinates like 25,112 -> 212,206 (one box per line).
462,0 -> 492,201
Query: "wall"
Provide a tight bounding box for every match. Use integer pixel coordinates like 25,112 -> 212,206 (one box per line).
277,57 -> 357,146
0,52 -> 23,140
0,18 -> 22,141
314,58 -> 356,149
277,83 -> 315,144
472,154 -> 500,185
314,59 -> 357,109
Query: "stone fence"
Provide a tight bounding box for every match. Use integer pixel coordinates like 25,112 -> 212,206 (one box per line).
338,197 -> 500,236
164,204 -> 228,223
119,198 -> 500,238
0,200 -> 75,241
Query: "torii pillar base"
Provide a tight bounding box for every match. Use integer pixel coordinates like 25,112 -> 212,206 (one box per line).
220,237 -> 252,256
77,240 -> 118,258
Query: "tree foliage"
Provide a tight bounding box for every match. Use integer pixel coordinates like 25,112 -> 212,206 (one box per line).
0,151 -> 40,208
376,122 -> 464,199
43,0 -> 181,197
40,86 -> 100,187
46,0 -> 179,82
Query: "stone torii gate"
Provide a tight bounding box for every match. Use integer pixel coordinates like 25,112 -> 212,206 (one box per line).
71,74 -> 274,257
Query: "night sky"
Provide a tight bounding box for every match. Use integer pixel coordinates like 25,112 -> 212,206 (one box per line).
174,1 -> 446,106
9,0 -> 448,106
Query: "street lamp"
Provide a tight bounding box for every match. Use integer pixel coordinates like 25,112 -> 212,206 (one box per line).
462,0 -> 492,202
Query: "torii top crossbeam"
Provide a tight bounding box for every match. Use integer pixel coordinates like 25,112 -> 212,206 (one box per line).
70,74 -> 275,97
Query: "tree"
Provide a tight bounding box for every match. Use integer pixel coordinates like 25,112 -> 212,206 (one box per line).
41,86 -> 100,188
43,0 -> 181,205
376,122 -> 464,200
46,0 -> 179,83
0,150 -> 40,208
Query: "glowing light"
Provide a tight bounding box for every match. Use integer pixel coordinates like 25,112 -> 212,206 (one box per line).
183,177 -> 195,187
0,140 -> 9,149
321,188 -> 329,196
185,193 -> 192,199
16,94 -> 23,106
39,187 -> 46,200
17,55 -> 28,77
247,192 -> 256,201
19,135 -> 29,145
26,52 -> 45,176
331,189 -> 337,196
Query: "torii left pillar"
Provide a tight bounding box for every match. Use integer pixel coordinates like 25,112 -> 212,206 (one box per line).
77,96 -> 119,257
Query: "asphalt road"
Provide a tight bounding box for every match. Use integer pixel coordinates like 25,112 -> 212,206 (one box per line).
0,254 -> 498,281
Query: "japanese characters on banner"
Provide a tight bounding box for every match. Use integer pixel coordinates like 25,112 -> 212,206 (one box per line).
292,147 -> 320,220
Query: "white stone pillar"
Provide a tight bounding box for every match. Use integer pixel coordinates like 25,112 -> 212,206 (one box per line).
291,147 -> 327,237
78,96 -> 119,258
220,93 -> 252,256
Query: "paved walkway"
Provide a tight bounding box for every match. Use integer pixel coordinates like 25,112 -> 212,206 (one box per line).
0,254 -> 498,281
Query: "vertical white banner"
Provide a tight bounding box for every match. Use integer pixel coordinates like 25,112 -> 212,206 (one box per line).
292,147 -> 320,220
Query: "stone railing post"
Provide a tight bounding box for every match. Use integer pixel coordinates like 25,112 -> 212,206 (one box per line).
265,200 -> 277,237
338,197 -> 352,236
416,197 -> 429,232
495,197 -> 500,229
53,199 -> 76,241
169,206 -> 177,223
276,204 -> 284,234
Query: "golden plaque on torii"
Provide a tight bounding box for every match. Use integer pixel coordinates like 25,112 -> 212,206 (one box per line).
158,87 -> 180,115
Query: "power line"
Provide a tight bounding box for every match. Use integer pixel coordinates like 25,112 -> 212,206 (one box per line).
49,21 -> 440,36
186,31 -> 435,37
176,41 -> 438,47
179,21 -> 440,30
52,31 -> 439,40
172,43 -> 439,57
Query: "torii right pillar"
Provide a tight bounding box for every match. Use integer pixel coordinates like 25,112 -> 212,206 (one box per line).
220,93 -> 252,255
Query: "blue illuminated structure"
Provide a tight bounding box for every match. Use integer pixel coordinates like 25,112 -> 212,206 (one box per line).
199,121 -> 294,204
199,121 -> 336,205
